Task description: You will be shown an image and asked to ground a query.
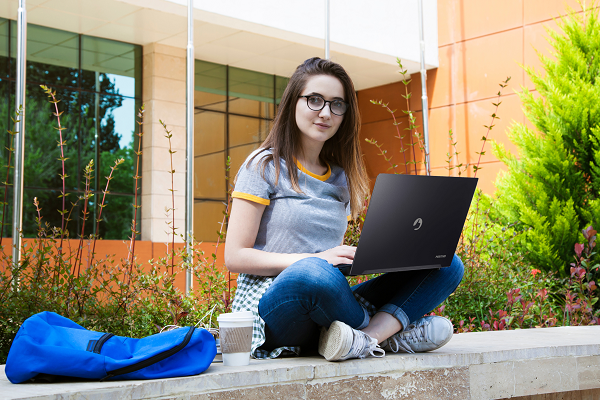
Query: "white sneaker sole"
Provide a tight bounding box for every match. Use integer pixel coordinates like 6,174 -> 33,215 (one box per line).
318,321 -> 353,361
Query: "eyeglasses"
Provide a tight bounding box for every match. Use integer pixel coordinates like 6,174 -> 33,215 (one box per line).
299,95 -> 348,116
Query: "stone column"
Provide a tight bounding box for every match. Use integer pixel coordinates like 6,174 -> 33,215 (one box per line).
141,43 -> 187,243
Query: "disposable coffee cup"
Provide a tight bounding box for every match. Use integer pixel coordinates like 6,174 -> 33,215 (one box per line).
217,311 -> 254,366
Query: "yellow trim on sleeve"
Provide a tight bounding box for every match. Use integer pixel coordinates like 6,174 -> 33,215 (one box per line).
232,191 -> 270,205
295,160 -> 331,181
347,215 -> 352,222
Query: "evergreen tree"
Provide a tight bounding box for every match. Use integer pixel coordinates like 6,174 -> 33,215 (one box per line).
493,3 -> 600,276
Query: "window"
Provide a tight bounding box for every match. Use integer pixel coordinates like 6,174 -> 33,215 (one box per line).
0,19 -> 142,239
194,60 -> 288,242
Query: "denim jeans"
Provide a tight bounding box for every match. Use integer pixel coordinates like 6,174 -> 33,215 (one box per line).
258,255 -> 464,351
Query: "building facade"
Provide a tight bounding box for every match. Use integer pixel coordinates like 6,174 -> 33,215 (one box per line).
0,0 -> 581,244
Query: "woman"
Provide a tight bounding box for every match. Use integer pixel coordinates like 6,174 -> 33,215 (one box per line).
224,57 -> 464,361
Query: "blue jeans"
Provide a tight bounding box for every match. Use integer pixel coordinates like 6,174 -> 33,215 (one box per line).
258,255 -> 464,351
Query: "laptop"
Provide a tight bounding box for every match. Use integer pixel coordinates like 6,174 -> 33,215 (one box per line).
338,174 -> 478,276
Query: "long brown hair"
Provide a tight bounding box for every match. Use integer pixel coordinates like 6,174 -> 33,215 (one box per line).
252,57 -> 369,219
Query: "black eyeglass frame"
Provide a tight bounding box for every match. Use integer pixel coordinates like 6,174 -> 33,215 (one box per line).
298,95 -> 349,116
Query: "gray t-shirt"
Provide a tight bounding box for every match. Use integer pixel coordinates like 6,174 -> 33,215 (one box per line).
232,148 -> 350,254
230,148 -> 351,359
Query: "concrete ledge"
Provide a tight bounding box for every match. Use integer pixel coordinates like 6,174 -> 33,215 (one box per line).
1,326 -> 599,400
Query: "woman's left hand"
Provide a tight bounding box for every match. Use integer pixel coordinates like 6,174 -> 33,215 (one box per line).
314,245 -> 356,265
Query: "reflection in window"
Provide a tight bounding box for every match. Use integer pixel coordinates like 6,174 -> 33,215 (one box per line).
0,17 -> 142,240
193,60 -> 289,242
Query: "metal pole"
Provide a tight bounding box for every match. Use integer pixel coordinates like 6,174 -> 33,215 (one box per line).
12,0 -> 27,268
185,0 -> 195,293
418,0 -> 431,176
325,0 -> 330,59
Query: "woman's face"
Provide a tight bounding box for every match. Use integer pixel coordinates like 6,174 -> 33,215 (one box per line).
295,74 -> 345,148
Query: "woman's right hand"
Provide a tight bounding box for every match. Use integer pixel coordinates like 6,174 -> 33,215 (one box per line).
315,245 -> 356,265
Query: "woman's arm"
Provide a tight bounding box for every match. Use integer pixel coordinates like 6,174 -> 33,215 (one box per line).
224,198 -> 356,276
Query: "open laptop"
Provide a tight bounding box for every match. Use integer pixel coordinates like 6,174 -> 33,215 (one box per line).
338,174 -> 478,276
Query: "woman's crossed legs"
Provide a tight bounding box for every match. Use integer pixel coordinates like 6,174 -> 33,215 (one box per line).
258,255 -> 464,352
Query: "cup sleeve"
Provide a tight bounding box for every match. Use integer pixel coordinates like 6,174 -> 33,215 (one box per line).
232,156 -> 274,206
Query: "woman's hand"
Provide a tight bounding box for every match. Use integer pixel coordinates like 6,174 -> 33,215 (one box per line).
315,245 -> 356,265
225,198 -> 355,274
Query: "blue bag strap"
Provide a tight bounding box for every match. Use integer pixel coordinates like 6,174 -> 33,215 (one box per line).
100,326 -> 196,382
86,333 -> 115,354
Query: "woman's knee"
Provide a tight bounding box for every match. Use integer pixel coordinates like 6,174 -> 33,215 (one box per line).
275,257 -> 346,294
448,254 -> 465,286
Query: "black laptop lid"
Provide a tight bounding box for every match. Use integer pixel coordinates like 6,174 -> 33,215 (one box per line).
350,174 -> 478,275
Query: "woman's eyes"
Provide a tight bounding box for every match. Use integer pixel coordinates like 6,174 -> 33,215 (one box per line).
331,100 -> 344,108
308,96 -> 323,105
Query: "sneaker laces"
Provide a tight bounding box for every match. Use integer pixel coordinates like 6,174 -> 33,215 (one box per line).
387,322 -> 430,354
342,330 -> 385,360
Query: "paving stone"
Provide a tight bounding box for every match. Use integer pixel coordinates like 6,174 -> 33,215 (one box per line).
578,356 -> 600,391
470,361 -> 515,399
307,367 -> 469,400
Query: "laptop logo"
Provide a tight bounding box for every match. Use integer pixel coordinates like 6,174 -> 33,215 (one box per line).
413,218 -> 423,230
435,254 -> 447,258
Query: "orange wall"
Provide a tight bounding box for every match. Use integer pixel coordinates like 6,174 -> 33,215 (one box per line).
358,0 -> 585,194
0,238 -> 228,293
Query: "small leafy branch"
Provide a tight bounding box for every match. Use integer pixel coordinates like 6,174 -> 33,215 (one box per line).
91,158 -> 124,263
473,76 -> 511,177
128,106 -> 144,275
160,119 -> 177,275
74,159 -> 94,277
445,129 -> 464,176
396,59 -> 428,175
40,85 -> 69,247
367,59 -> 425,175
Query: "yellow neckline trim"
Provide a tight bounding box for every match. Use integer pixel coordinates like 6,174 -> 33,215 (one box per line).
295,160 -> 331,181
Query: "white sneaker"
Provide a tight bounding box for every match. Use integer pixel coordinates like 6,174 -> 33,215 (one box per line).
318,320 -> 385,361
381,316 -> 453,354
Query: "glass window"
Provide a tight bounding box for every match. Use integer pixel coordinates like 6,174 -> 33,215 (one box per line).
0,20 -> 141,239
0,18 -> 8,78
229,143 -> 260,179
276,76 -> 289,105
194,110 -> 225,156
11,23 -> 79,88
228,66 -> 275,117
229,115 -> 269,148
193,200 -> 226,244
194,151 -> 226,200
81,36 -> 141,97
97,193 -> 135,240
193,61 -> 288,242
195,60 -> 226,112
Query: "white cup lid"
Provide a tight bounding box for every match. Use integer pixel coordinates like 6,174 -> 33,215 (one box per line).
217,311 -> 254,322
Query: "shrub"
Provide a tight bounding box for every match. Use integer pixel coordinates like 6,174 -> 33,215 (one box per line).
493,2 -> 600,276
0,88 -> 234,364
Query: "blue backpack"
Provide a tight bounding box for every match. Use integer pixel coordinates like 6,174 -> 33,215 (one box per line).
5,311 -> 216,384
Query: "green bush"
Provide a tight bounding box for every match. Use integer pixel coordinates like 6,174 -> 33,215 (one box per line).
493,3 -> 600,276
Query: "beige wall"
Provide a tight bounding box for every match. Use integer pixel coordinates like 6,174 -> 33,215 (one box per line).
141,43 -> 187,242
